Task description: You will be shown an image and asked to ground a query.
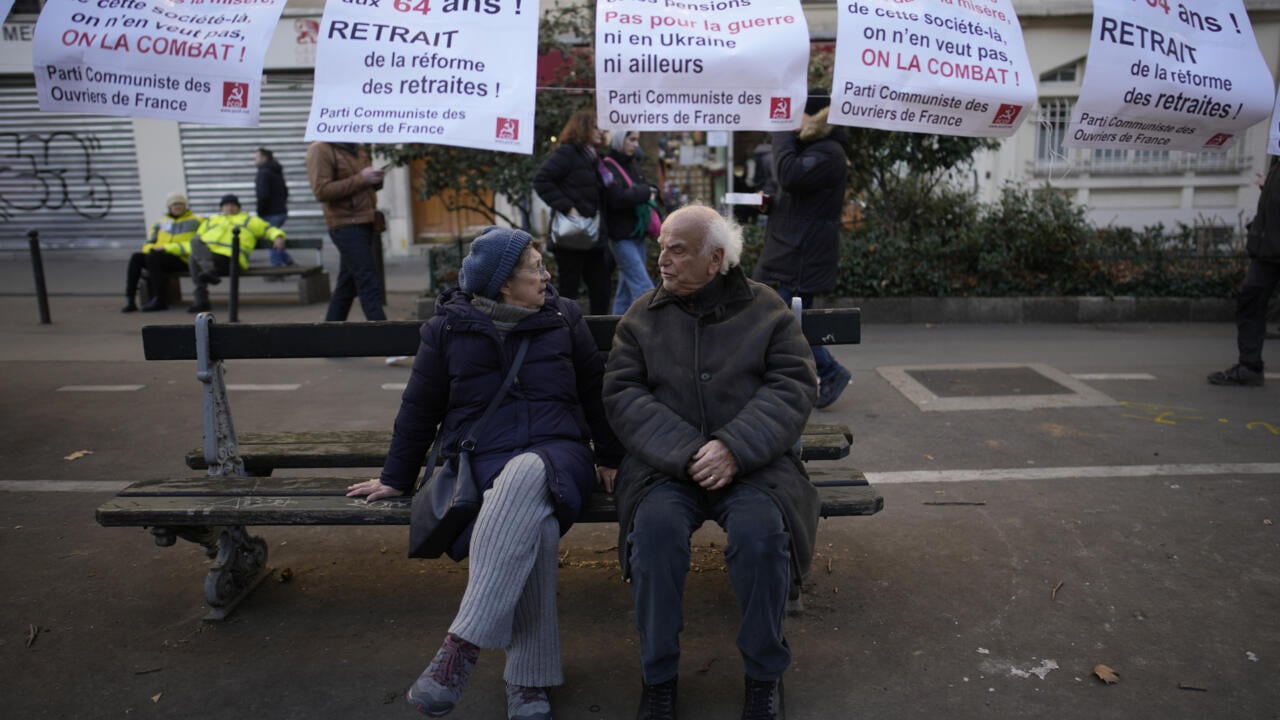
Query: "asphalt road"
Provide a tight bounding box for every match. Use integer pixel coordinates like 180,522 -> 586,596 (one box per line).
0,261 -> 1277,719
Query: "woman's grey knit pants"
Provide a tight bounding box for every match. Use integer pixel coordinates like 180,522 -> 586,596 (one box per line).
449,453 -> 563,687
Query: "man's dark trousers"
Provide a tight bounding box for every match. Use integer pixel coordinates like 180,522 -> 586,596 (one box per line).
628,481 -> 791,684
1236,258 -> 1280,369
326,223 -> 386,321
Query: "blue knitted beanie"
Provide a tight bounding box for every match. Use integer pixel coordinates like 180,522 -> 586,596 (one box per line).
459,226 -> 533,300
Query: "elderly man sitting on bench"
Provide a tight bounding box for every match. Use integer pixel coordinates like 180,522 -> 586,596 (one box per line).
186,193 -> 285,313
604,205 -> 819,720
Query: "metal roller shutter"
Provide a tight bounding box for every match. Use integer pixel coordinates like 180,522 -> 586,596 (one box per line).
178,72 -> 328,242
0,80 -> 146,248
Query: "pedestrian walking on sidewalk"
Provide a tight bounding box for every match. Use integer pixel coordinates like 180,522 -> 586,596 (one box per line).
1208,155 -> 1280,387
305,141 -> 387,321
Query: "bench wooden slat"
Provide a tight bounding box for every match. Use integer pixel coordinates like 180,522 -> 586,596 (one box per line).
240,266 -> 323,277
97,472 -> 881,527
184,425 -> 853,470
141,309 -> 861,361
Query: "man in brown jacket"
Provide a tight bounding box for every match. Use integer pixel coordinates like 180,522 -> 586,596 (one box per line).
604,205 -> 819,720
304,141 -> 386,321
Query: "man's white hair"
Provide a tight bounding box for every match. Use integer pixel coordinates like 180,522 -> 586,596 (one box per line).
668,205 -> 743,274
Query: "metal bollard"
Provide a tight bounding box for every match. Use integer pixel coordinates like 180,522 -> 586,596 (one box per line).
229,227 -> 240,323
26,229 -> 51,325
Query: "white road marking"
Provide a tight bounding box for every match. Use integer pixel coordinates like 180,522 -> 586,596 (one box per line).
382,383 -> 407,391
56,385 -> 144,392
225,384 -> 301,391
1071,373 -> 1156,381
865,463 -> 1280,485
1268,374 -> 1280,380
0,480 -> 131,492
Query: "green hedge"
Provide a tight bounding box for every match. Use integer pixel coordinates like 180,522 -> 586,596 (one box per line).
426,183 -> 1249,299
751,183 -> 1247,299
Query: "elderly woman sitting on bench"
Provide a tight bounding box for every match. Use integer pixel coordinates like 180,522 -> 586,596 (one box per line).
347,226 -> 620,720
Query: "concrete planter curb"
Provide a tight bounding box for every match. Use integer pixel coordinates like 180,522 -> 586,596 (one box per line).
417,295 -> 1238,323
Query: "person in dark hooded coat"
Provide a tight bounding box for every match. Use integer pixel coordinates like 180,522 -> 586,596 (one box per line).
348,227 -> 621,720
753,91 -> 854,410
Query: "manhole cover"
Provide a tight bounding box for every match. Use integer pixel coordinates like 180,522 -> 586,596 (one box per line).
905,367 -> 1074,398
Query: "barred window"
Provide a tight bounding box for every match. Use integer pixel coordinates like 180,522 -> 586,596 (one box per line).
1035,98 -> 1073,165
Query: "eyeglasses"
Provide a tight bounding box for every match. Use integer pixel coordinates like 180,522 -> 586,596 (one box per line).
516,263 -> 549,278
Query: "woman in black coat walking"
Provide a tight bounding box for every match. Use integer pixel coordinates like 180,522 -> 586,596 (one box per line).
534,109 -> 611,315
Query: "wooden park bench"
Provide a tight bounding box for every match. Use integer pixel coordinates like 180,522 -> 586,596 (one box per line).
96,307 -> 881,619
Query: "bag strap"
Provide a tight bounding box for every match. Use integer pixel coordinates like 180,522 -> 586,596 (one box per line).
415,336 -> 531,492
602,156 -> 633,187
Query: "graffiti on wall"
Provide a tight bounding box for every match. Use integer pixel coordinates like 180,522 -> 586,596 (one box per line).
0,132 -> 114,221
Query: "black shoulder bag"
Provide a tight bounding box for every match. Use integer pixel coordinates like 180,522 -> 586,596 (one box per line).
408,337 -> 530,560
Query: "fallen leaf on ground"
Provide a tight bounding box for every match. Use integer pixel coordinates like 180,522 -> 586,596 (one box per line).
151,693 -> 162,703
1177,682 -> 1208,692
278,568 -> 293,583
1094,664 -> 1119,684
924,454 -> 935,461
25,624 -> 40,648
1265,519 -> 1273,526
63,450 -> 94,461
1052,580 -> 1065,601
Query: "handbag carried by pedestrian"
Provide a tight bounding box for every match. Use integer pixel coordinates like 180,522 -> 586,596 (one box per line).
408,337 -> 530,560
548,210 -> 600,251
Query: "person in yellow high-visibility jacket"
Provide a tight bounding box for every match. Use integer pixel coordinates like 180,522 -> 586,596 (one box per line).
122,192 -> 203,313
186,193 -> 285,313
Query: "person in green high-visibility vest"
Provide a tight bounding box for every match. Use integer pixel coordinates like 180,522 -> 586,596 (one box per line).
185,193 -> 285,313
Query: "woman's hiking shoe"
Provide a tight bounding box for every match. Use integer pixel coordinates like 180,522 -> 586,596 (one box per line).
505,683 -> 552,720
742,676 -> 784,720
407,633 -> 480,717
636,676 -> 677,720
1207,364 -> 1264,387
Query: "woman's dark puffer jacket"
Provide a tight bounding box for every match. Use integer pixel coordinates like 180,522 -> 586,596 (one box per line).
380,285 -> 622,558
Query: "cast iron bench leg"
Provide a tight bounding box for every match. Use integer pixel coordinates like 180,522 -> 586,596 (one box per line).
150,525 -> 271,621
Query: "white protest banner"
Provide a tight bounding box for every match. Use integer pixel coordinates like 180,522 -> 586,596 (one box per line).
596,0 -> 809,132
305,0 -> 537,153
1065,0 -> 1273,152
829,0 -> 1035,138
33,0 -> 286,126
